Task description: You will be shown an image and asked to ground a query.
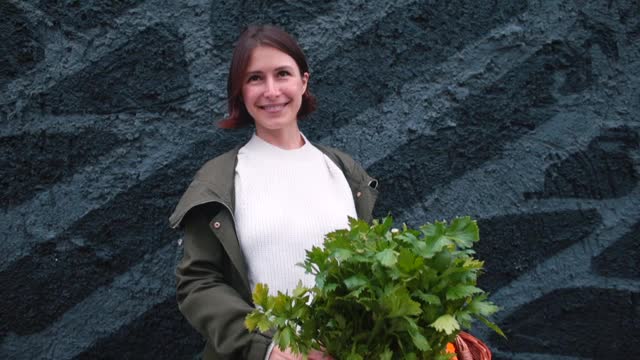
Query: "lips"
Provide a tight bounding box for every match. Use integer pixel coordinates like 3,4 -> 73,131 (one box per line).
259,102 -> 289,113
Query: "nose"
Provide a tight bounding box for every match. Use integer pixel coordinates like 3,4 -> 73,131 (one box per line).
264,77 -> 280,98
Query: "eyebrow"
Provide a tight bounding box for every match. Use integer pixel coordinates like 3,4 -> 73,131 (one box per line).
245,66 -> 295,75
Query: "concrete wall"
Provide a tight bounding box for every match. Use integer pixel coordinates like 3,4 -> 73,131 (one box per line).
1,0 -> 638,359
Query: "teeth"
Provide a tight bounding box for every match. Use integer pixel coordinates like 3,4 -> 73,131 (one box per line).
262,104 -> 285,111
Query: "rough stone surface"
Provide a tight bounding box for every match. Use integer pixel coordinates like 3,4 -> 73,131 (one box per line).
0,130 -> 125,207
593,220 -> 640,280
475,209 -> 601,292
39,0 -> 139,30
369,35 -> 604,219
1,0 -> 639,359
72,298 -> 204,360
31,23 -> 191,115
305,0 -> 529,140
0,138 -> 226,337
492,288 -> 640,358
527,126 -> 639,199
0,1 -> 45,87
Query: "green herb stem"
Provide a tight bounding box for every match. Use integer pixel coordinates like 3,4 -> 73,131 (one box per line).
366,316 -> 385,348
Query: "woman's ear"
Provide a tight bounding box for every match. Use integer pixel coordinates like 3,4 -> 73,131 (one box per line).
302,72 -> 309,92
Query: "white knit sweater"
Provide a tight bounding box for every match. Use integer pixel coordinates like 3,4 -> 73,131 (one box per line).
234,133 -> 357,295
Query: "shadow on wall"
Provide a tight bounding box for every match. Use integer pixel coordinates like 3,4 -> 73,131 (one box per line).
525,126 -> 639,200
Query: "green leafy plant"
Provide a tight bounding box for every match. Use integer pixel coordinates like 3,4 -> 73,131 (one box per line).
246,216 -> 504,360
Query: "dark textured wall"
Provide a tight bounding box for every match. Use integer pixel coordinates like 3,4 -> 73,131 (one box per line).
1,0 -> 638,359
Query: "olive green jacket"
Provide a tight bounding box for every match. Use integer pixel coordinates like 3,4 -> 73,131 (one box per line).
169,142 -> 379,360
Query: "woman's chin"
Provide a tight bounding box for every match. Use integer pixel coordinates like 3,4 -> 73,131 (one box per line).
254,116 -> 298,132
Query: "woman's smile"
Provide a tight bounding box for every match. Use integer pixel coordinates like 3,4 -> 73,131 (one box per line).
242,46 -> 308,137
258,101 -> 289,113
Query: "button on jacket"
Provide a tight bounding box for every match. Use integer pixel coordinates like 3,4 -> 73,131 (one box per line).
169,142 -> 379,360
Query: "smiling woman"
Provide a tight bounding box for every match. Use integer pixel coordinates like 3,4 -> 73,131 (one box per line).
218,26 -> 316,129
241,46 -> 309,147
169,25 -> 379,360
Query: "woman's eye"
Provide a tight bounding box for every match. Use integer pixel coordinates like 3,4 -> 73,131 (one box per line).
277,70 -> 291,77
247,75 -> 261,83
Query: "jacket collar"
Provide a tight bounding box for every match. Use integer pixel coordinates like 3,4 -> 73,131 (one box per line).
169,145 -> 239,229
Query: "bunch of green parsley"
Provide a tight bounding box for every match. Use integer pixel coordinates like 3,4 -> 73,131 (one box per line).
246,216 -> 504,360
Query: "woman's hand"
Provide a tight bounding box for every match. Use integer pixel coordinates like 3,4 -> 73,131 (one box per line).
307,349 -> 334,360
268,347 -> 299,360
269,347 -> 334,360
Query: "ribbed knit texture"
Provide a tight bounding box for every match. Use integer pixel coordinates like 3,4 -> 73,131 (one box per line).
234,133 -> 357,295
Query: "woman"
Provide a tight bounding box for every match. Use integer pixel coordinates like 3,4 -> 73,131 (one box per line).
169,25 -> 379,360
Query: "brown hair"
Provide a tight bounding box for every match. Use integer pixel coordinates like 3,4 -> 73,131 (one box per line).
218,25 -> 317,128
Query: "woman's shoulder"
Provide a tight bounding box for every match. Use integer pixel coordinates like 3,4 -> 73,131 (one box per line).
169,145 -> 241,229
192,145 -> 242,182
312,142 -> 377,187
312,143 -> 357,168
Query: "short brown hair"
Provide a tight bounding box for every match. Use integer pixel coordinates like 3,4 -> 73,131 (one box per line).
218,25 -> 317,128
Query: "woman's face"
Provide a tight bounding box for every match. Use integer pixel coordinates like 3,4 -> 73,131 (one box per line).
242,46 -> 309,134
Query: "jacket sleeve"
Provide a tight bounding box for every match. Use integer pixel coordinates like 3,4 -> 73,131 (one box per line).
176,205 -> 272,359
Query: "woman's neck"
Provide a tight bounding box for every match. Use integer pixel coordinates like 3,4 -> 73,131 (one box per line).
255,125 -> 305,150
